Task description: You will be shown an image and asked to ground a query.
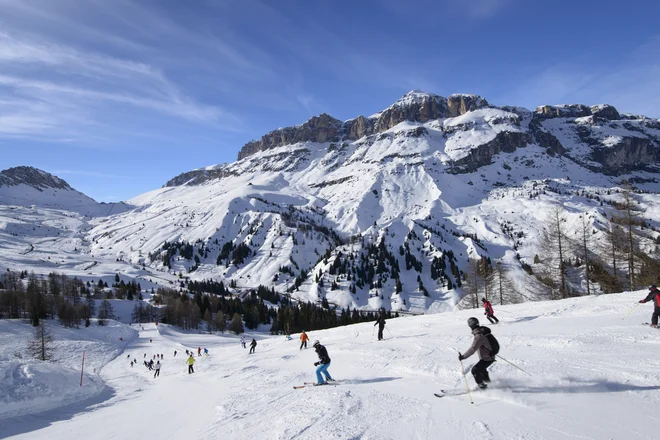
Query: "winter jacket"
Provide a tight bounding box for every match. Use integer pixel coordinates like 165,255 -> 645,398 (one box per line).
375,317 -> 386,328
483,301 -> 494,316
300,332 -> 309,342
315,344 -> 331,365
461,327 -> 494,361
641,288 -> 660,308
250,339 -> 257,348
155,362 -> 161,370
186,357 -> 195,366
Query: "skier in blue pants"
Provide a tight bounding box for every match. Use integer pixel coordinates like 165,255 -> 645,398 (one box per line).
313,340 -> 334,385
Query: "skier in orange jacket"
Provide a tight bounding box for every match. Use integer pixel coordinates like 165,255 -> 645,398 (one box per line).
300,331 -> 309,350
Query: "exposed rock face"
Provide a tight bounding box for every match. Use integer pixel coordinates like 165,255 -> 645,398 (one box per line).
346,115 -> 375,141
590,137 -> 660,174
0,166 -> 72,191
591,104 -> 620,121
451,131 -> 531,173
164,168 -> 238,187
238,113 -> 343,160
534,104 -> 592,119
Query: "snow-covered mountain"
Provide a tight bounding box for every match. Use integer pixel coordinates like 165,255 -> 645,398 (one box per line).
2,91 -> 660,313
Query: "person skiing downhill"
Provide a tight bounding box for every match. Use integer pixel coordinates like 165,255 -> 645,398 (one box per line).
374,314 -> 386,340
249,338 -> 257,354
300,331 -> 309,350
639,285 -> 660,327
482,298 -> 499,324
154,361 -> 161,378
197,347 -> 201,357
203,348 -> 209,356
241,336 -> 247,349
186,355 -> 195,374
312,340 -> 334,385
457,317 -> 496,389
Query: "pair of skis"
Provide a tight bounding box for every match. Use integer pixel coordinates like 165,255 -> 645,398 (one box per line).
293,380 -> 341,389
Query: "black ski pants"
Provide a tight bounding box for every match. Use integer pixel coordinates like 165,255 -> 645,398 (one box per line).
378,326 -> 384,340
471,360 -> 495,384
300,340 -> 307,350
188,364 -> 194,374
250,346 -> 256,354
154,369 -> 160,378
652,307 -> 660,326
486,314 -> 499,324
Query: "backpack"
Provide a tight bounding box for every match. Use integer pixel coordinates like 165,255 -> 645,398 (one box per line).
480,326 -> 500,356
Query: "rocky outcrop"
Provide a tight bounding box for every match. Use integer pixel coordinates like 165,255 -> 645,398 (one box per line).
450,131 -> 531,173
345,116 -> 375,141
0,166 -> 73,191
238,113 -> 343,160
591,137 -> 660,174
529,120 -> 566,156
534,104 -> 592,119
590,104 -> 620,121
164,168 -> 238,187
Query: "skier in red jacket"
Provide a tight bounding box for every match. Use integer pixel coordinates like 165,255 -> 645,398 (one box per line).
482,298 -> 499,324
639,285 -> 660,327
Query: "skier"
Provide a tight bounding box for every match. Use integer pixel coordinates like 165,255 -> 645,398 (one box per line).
374,314 -> 386,341
312,340 -> 334,385
639,285 -> 660,327
174,350 -> 177,357
154,360 -> 161,378
249,338 -> 257,354
457,317 -> 496,389
482,298 -> 499,324
241,336 -> 247,349
150,339 -> 152,343
185,349 -> 189,355
203,348 -> 209,357
161,353 -> 164,359
300,330 -> 309,350
186,355 -> 195,374
130,361 -> 134,367
144,353 -> 147,359
148,359 -> 154,371
197,347 -> 201,357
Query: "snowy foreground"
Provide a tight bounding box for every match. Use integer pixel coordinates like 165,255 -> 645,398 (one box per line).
2,292 -> 660,440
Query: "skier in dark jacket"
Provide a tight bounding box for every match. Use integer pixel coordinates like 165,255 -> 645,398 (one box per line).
249,338 -> 257,354
482,298 -> 499,324
639,285 -> 660,327
458,317 -> 495,389
374,315 -> 386,341
313,340 -> 334,385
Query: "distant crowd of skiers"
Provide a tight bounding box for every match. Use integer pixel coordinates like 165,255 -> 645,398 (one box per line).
123,286 -> 657,391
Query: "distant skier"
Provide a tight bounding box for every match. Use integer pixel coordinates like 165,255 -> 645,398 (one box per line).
130,361 -> 134,367
148,359 -> 154,371
312,340 -> 334,385
639,285 -> 660,327
154,361 -> 161,378
174,350 -> 177,357
161,353 -> 164,359
482,298 -> 499,324
150,339 -> 152,343
127,354 -> 131,359
300,331 -> 309,350
457,317 -> 496,389
198,347 -> 202,357
203,348 -> 209,357
185,349 -> 189,356
241,336 -> 247,349
249,338 -> 257,354
186,355 -> 195,374
144,353 -> 147,359
374,314 -> 386,341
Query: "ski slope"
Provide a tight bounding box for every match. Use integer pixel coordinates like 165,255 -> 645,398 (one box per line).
2,290 -> 659,439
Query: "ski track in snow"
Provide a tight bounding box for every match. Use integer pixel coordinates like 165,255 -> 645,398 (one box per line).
1,291 -> 659,439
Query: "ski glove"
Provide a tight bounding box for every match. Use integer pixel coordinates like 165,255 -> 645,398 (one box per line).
639,300 -> 645,303
458,354 -> 464,361
314,362 -> 320,366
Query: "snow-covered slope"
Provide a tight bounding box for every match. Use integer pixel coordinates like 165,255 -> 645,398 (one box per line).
0,319 -> 136,420
2,291 -> 658,439
2,92 -> 660,313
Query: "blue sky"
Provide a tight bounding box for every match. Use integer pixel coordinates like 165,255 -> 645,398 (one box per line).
1,0 -> 659,202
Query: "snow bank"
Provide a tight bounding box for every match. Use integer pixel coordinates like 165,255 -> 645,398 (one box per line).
0,319 -> 136,419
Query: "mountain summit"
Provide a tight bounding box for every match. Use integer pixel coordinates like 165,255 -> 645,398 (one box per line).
0,166 -> 74,191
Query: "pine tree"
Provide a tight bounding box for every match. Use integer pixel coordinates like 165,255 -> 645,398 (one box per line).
230,313 -> 244,334
28,321 -> 53,361
98,299 -> 115,326
538,206 -> 570,299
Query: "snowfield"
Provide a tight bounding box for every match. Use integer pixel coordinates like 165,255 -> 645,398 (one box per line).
2,291 -> 659,439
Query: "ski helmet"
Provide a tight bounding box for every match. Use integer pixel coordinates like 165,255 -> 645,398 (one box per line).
481,298 -> 486,302
467,317 -> 480,329
313,340 -> 320,347
650,285 -> 657,290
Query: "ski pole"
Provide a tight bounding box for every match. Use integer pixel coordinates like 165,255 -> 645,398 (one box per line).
458,358 -> 474,405
385,326 -> 393,339
623,302 -> 641,320
496,355 -> 532,376
372,325 -> 376,340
